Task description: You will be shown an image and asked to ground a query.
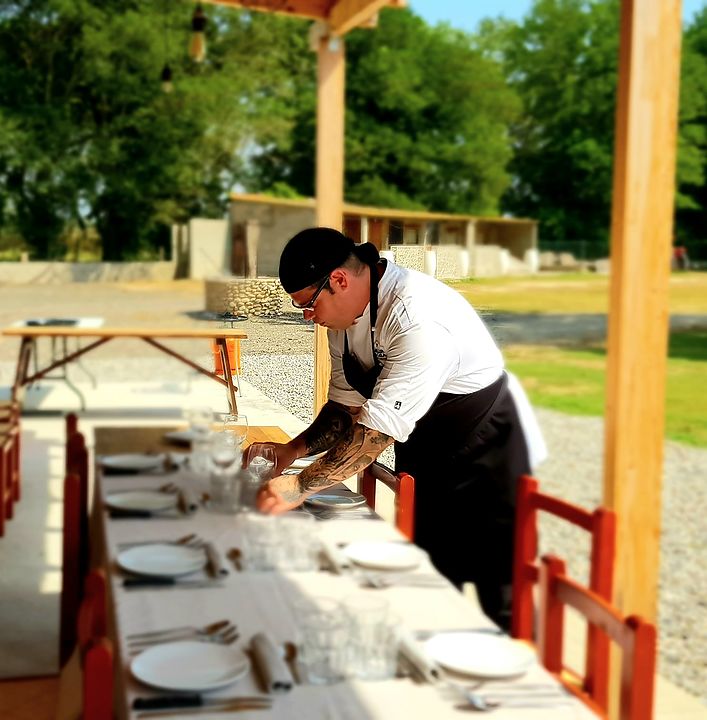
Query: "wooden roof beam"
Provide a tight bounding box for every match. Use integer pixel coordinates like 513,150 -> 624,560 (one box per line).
328,0 -> 405,35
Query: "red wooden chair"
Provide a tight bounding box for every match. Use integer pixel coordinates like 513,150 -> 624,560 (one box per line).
539,555 -> 656,720
0,400 -> 21,535
60,472 -> 82,666
511,474 -> 616,710
78,569 -> 113,720
357,461 -> 415,541
65,415 -> 90,589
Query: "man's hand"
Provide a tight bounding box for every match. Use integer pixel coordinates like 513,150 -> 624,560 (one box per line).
256,474 -> 307,515
244,441 -> 299,476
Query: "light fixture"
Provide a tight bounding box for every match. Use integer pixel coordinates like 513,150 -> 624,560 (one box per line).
160,64 -> 173,93
189,4 -> 207,63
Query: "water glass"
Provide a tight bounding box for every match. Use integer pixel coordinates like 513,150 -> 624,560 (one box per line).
294,597 -> 348,684
241,513 -> 282,570
238,469 -> 263,511
209,469 -> 242,514
218,413 -> 249,448
184,406 -> 213,436
342,595 -> 399,680
209,431 -> 240,473
278,513 -> 319,571
245,444 -> 276,481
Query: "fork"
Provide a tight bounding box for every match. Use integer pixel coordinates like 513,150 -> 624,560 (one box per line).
127,619 -> 232,642
128,626 -> 239,653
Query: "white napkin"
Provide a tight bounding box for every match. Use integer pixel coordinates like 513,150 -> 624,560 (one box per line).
179,486 -> 199,513
251,632 -> 294,693
320,539 -> 351,574
398,629 -> 443,683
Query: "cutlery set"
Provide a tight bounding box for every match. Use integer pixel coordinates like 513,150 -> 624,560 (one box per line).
128,620 -> 239,653
133,695 -> 272,717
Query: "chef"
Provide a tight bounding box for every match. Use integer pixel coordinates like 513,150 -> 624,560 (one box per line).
252,227 -> 539,629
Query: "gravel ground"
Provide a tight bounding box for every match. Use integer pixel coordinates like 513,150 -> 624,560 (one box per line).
0,281 -> 704,702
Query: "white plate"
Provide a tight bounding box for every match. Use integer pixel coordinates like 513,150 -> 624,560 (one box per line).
117,543 -> 205,578
289,454 -> 325,470
343,541 -> 423,570
164,429 -> 198,445
424,632 -> 535,679
100,453 -> 165,472
131,641 -> 250,692
305,493 -> 368,510
105,491 -> 177,513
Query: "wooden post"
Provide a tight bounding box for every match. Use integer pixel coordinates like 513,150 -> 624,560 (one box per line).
604,0 -> 681,714
313,32 -> 346,414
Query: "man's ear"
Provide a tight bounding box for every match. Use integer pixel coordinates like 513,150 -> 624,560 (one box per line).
329,268 -> 348,291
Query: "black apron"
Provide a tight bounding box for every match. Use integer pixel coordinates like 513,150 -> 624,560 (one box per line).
342,264 -> 530,630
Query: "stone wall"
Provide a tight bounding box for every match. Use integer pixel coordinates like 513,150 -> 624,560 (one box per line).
0,261 -> 176,285
205,277 -> 287,316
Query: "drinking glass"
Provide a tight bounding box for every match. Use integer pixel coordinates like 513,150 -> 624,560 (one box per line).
218,413 -> 249,448
245,444 -> 276,482
278,513 -> 319,571
292,597 -> 348,684
184,406 -> 213,436
209,431 -> 240,474
342,596 -> 399,680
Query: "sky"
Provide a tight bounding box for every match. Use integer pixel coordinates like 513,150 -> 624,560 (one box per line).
409,0 -> 705,32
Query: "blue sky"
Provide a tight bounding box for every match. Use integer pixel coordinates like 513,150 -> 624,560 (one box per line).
409,0 -> 705,32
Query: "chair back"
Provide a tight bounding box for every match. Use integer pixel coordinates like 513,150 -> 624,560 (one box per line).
79,569 -> 113,720
60,473 -> 82,666
66,425 -> 90,586
511,474 -> 615,709
539,555 -> 656,720
358,462 -> 415,541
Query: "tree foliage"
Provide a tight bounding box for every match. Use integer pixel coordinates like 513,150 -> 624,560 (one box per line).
249,9 -> 520,215
0,1 -> 305,259
0,0 -> 704,260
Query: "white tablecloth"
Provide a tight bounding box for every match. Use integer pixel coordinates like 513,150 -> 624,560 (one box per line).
95,466 -> 595,720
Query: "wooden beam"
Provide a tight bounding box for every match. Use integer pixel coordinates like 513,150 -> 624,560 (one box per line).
201,0 -> 330,22
604,0 -> 681,713
313,33 -> 346,413
328,0 -> 391,35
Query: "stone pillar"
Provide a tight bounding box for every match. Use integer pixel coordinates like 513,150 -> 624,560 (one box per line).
360,217 -> 369,244
246,220 -> 260,278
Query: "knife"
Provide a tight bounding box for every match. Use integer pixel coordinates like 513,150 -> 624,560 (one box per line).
123,577 -> 224,590
133,695 -> 272,711
110,509 -> 154,519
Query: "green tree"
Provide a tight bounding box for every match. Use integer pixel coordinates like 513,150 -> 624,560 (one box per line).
677,8 -> 707,259
250,8 -> 520,216
0,1 -> 305,259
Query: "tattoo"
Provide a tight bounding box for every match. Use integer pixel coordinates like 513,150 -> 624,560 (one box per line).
302,401 -> 359,455
297,424 -> 393,494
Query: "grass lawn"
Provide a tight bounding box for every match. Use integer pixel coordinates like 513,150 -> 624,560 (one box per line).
449,273 -> 707,447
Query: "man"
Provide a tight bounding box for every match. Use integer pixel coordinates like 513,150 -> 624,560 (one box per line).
252,227 -> 533,629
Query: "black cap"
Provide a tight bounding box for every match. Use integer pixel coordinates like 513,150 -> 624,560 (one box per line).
279,227 -> 355,293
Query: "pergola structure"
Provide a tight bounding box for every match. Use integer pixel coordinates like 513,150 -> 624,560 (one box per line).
202,1 -> 682,715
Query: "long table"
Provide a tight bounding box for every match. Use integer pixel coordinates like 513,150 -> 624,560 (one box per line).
3,325 -> 247,413
92,425 -> 595,719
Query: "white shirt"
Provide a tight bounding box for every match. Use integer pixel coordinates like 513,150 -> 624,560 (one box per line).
327,261 -> 504,443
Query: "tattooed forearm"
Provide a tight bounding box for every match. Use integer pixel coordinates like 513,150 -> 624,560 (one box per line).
301,401 -> 360,455
297,423 -> 393,494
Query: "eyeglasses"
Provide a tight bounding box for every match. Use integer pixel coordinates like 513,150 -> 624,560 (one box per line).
291,276 -> 331,310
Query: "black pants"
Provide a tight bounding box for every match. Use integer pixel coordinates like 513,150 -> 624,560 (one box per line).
395,374 -> 530,631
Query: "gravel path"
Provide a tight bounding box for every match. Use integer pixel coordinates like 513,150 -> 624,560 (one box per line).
0,282 -> 704,702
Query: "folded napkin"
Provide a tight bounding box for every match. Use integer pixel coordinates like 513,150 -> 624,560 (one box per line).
398,629 -> 443,683
320,538 -> 350,574
179,486 -> 199,513
251,632 -> 294,693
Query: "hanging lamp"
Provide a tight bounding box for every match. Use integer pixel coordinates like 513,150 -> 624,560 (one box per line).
189,4 -> 207,63
160,64 -> 173,93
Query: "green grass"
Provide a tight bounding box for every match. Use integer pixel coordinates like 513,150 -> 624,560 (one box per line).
450,271 -> 707,314
448,274 -> 707,447
504,332 -> 707,447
